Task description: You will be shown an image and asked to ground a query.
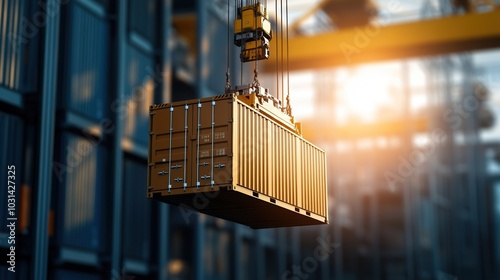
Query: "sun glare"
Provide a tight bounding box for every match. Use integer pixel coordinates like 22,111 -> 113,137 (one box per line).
336,68 -> 393,124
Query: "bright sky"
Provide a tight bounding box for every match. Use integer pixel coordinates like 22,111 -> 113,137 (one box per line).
270,0 -> 500,132
259,0 -> 500,147
288,60 -> 429,123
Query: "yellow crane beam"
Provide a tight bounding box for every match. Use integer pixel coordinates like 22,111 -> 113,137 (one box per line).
264,9 -> 500,72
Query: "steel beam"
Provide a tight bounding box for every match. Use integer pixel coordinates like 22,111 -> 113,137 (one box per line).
158,1 -> 173,279
264,9 -> 500,72
110,0 -> 127,276
33,0 -> 60,279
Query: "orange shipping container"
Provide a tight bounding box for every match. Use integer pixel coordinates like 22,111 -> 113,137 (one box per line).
147,92 -> 328,228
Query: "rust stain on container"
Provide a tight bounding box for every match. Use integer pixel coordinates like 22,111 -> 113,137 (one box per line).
147,93 -> 328,229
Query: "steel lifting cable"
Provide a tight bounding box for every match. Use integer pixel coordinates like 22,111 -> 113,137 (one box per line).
275,0 -> 279,102
285,0 -> 292,116
225,0 -> 231,91
253,0 -> 259,88
280,0 -> 285,107
240,0 -> 243,85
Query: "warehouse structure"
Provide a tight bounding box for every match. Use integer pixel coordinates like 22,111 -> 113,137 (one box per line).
1,0 -> 500,280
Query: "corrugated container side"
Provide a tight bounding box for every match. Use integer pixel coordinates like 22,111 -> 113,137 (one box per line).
0,0 -> 40,91
233,100 -> 327,217
124,45 -> 156,146
0,112 -> 23,232
56,132 -> 108,251
123,157 -> 151,262
295,137 -> 303,209
62,2 -> 110,120
302,131 -> 321,215
306,144 -> 313,213
149,94 -> 328,226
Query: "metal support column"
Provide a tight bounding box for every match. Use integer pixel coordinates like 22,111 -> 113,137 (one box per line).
161,0 -> 173,104
462,55 -> 490,279
334,177 -> 343,280
233,224 -> 243,280
291,228 -> 300,271
277,228 -> 287,279
158,1 -> 173,279
110,0 -> 127,276
195,215 -> 205,280
256,231 -> 265,280
402,61 -> 416,280
426,58 -> 443,275
320,225 -> 330,280
371,191 -> 381,280
445,56 -> 463,278
32,0 -> 60,278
